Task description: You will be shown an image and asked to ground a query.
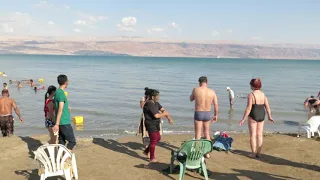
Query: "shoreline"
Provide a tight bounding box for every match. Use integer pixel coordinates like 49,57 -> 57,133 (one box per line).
14,130 -> 320,140
1,133 -> 319,180
12,119 -> 309,139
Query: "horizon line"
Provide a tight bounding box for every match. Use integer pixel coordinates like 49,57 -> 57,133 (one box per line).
1,35 -> 320,46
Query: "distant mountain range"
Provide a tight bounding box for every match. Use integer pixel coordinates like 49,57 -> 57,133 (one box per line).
0,36 -> 319,60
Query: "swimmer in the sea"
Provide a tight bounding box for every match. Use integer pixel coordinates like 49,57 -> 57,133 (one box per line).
34,86 -> 46,91
2,72 -> 7,77
237,94 -> 247,99
29,79 -> 35,86
17,81 -> 22,88
9,80 -> 12,84
3,83 -> 8,90
304,96 -> 317,113
227,87 -> 234,108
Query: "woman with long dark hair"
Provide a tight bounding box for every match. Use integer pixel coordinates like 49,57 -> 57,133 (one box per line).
143,89 -> 173,162
44,85 -> 57,144
140,87 -> 152,108
137,87 -> 152,147
239,78 -> 274,158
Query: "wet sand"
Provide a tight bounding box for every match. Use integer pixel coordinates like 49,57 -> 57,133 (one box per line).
0,133 -> 319,180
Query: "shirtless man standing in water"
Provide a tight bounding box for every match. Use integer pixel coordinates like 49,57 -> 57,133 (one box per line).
0,89 -> 23,137
190,76 -> 219,144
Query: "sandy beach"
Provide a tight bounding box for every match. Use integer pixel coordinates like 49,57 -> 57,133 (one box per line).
0,133 -> 319,180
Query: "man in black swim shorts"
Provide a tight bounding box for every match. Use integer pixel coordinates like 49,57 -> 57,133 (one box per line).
190,77 -> 219,141
0,89 -> 23,137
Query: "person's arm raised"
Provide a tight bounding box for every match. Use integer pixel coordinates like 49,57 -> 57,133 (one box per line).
312,100 -> 320,107
239,94 -> 253,126
140,97 -> 147,108
158,104 -> 173,124
154,111 -> 169,118
140,101 -> 145,109
304,98 -> 310,107
12,100 -> 23,122
146,101 -> 169,119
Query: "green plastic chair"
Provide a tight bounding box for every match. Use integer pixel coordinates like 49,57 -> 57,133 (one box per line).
170,140 -> 213,180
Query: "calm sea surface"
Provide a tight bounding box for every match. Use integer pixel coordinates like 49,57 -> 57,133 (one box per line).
0,55 -> 319,138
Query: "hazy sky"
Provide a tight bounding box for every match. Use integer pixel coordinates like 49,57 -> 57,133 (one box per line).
0,0 -> 319,44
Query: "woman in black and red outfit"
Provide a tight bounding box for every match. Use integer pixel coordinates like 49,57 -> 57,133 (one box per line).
143,89 -> 173,163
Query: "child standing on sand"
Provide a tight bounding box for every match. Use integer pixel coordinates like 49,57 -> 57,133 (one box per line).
44,85 -> 57,144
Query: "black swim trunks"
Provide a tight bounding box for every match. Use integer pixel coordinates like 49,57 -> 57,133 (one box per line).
45,118 -> 55,128
0,115 -> 14,137
194,111 -> 211,121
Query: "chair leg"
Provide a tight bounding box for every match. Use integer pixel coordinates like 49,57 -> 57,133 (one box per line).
307,130 -> 311,138
297,126 -> 300,137
199,159 -> 205,175
72,154 -> 79,179
179,163 -> 186,180
201,162 -> 209,180
40,174 -> 45,180
170,153 -> 175,174
64,168 -> 72,180
317,130 -> 320,137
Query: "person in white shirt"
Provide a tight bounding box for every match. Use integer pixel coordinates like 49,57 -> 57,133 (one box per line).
227,87 -> 235,108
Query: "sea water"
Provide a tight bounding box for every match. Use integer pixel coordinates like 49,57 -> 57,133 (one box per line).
1,55 -> 319,138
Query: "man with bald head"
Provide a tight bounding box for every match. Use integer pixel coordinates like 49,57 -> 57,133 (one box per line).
0,89 -> 23,137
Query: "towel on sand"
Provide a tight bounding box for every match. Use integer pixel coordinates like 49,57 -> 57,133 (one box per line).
212,133 -> 233,151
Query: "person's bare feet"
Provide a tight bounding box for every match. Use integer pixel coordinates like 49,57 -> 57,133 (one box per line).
149,159 -> 158,163
248,153 -> 256,158
143,151 -> 149,157
256,154 -> 262,158
205,153 -> 211,159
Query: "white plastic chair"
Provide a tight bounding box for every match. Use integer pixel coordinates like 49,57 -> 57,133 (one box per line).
33,144 -> 78,180
297,115 -> 320,138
